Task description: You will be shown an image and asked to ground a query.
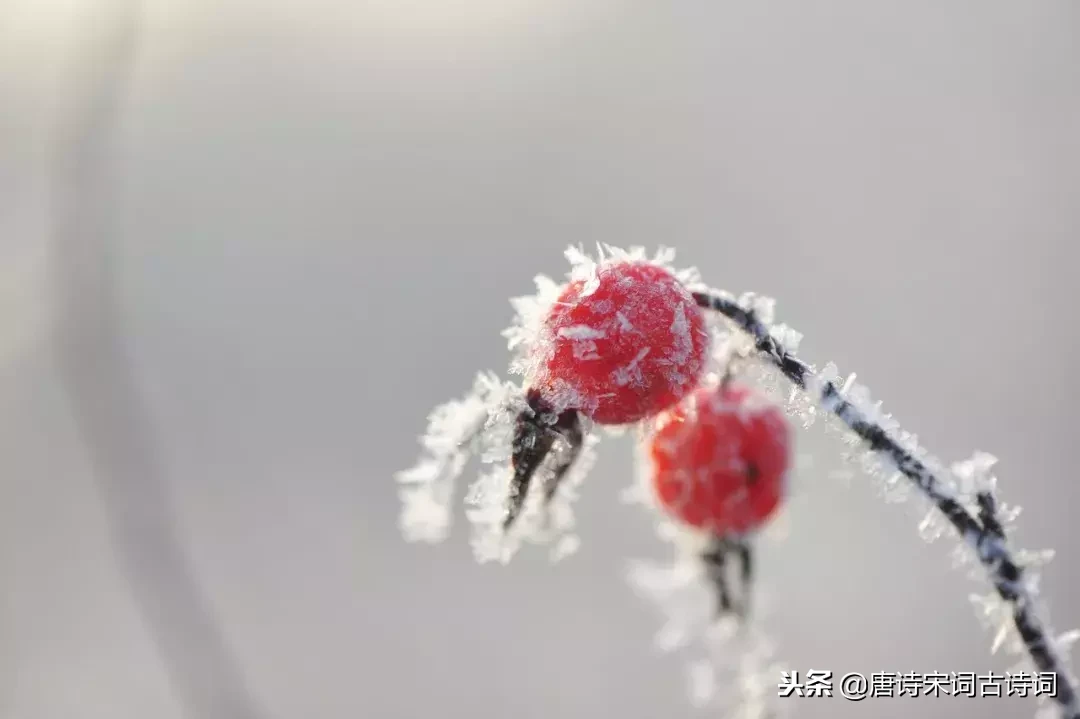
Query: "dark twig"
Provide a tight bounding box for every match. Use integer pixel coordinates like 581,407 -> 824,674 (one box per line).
701,540 -> 735,616
735,538 -> 753,621
701,535 -> 754,620
49,3 -> 268,718
504,389 -> 583,531
693,290 -> 1080,719
978,490 -> 1007,541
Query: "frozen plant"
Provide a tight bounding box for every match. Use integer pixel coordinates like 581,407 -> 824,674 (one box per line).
398,245 -> 716,564
626,550 -> 789,719
396,245 -> 1079,718
626,378 -> 794,718
643,379 -> 792,620
694,286 -> 1080,719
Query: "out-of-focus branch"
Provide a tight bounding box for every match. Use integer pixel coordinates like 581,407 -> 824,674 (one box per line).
48,3 -> 269,718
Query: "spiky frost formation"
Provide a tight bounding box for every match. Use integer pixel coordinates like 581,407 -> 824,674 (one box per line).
396,372 -> 591,563
396,371 -> 521,543
503,245 -> 703,383
466,431 -> 600,564
692,287 -> 1080,719
398,251 -> 1078,717
504,245 -> 708,422
465,244 -> 709,562
401,245 -> 704,562
626,543 -> 789,719
623,430 -> 789,718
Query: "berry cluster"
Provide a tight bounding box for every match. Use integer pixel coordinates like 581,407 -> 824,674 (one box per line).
402,246 -> 791,620
398,245 -> 1080,719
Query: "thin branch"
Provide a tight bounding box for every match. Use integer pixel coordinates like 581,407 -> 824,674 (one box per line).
693,289 -> 1080,719
978,490 -> 1007,541
48,3 -> 268,718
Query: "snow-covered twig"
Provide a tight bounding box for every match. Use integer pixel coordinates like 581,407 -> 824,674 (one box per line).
396,245 -> 1075,717
693,289 -> 1079,719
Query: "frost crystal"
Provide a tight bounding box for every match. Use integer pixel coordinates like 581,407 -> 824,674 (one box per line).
402,244 -> 708,562
627,551 -> 788,719
626,415 -> 788,717
503,274 -> 563,377
465,430 -> 599,565
396,372 -> 520,543
917,507 -> 950,543
401,251 -> 1079,718
951,450 -> 999,500
689,288 -> 1080,718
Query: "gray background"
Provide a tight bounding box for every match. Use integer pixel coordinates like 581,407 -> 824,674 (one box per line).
1,1 -> 1078,718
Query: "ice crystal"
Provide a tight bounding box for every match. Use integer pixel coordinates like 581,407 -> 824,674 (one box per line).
502,244 -> 701,386
402,245 -> 711,561
396,371 -> 520,543
695,289 -> 1079,718
952,450 -> 1000,497
465,430 -> 600,565
917,507 -> 950,543
627,550 -> 788,719
400,250 -> 1078,718
624,427 -> 790,717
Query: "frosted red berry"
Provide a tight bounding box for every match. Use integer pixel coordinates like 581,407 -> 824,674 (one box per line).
648,382 -> 790,535
529,260 -> 709,425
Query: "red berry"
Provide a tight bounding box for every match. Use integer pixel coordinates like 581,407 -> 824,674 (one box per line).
530,260 -> 709,425
647,382 -> 790,535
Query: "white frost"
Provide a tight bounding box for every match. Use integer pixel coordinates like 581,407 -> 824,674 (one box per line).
396,372 -> 521,543
504,244 -> 703,386
557,325 -> 606,340
417,243 -> 705,563
626,552 -> 789,719
952,450 -> 999,497
610,346 -> 651,388
465,430 -> 599,564
698,289 -> 1079,715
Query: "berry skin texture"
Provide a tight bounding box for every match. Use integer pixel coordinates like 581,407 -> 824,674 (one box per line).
530,260 -> 710,425
648,383 -> 790,536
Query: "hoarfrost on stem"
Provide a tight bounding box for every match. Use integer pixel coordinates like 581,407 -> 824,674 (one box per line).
626,535 -> 788,719
465,429 -> 599,565
459,244 -> 706,562
692,285 -> 1080,719
395,371 -> 521,543
398,244 -> 1079,719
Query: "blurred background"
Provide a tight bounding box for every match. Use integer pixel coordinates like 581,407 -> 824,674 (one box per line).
1,1 -> 1078,718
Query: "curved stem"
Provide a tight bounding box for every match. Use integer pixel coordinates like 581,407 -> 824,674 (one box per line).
693,290 -> 1079,719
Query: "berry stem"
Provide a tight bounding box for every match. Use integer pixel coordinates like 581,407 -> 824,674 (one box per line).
702,535 -> 754,620
505,391 -> 584,531
693,290 -> 1080,719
